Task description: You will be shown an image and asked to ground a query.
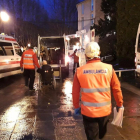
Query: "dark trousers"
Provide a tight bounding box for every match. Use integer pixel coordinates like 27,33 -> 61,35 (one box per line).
23,69 -> 35,90
82,115 -> 109,140
73,62 -> 79,74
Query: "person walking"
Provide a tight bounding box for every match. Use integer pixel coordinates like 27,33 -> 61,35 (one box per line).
69,49 -> 79,74
20,44 -> 40,91
72,42 -> 123,140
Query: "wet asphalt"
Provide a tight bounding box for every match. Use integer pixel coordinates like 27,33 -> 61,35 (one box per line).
0,62 -> 140,140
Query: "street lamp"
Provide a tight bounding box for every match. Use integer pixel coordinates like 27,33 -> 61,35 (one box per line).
0,11 -> 9,22
0,11 -> 9,33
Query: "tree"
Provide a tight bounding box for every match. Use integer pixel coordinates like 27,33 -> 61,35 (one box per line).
116,0 -> 140,67
0,0 -> 49,46
91,0 -> 117,39
45,0 -> 80,36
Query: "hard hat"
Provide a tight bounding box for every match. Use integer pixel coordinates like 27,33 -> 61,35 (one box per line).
85,42 -> 100,58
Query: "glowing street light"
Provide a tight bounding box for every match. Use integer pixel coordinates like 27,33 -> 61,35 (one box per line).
0,11 -> 9,22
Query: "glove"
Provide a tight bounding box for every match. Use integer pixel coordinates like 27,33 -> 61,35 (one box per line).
74,108 -> 81,115
116,105 -> 124,112
37,68 -> 41,73
21,68 -> 23,71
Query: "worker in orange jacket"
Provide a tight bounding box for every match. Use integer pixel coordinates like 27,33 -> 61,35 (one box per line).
20,44 -> 40,91
69,49 -> 79,74
72,42 -> 123,140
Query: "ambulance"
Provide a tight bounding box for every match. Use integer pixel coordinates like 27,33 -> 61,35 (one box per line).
0,33 -> 22,78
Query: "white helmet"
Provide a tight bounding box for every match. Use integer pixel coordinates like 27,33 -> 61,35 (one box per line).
85,42 -> 100,58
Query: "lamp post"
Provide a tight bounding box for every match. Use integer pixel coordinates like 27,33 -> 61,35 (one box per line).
0,11 -> 9,33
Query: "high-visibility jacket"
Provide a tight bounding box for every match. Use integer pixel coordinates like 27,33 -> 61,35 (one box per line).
77,61 -> 113,118
20,49 -> 40,69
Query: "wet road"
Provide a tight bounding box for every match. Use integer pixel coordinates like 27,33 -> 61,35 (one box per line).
0,68 -> 140,139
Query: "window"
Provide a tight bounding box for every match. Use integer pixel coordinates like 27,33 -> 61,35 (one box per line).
82,4 -> 84,14
14,43 -> 22,56
81,17 -> 84,29
91,14 -> 94,25
138,34 -> 140,52
0,46 -> 5,56
0,42 -> 14,56
91,0 -> 94,11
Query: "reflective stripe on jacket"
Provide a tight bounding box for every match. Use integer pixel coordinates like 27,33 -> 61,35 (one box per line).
23,50 -> 35,69
77,61 -> 113,117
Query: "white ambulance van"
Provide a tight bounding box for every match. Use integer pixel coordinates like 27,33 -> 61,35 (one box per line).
0,33 -> 22,78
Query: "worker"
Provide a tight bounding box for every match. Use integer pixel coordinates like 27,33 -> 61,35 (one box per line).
69,49 -> 79,74
20,44 -> 40,91
72,42 -> 123,140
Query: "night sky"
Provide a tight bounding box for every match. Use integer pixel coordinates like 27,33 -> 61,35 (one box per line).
39,0 -> 84,17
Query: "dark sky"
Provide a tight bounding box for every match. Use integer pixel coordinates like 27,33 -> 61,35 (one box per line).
39,0 -> 84,17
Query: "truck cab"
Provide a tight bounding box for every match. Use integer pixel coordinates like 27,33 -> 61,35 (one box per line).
135,24 -> 140,78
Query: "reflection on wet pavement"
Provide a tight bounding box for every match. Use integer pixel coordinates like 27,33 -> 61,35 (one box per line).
62,79 -> 73,104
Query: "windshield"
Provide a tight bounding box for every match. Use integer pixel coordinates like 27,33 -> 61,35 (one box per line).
69,37 -> 80,50
0,42 -> 14,56
14,43 -> 22,56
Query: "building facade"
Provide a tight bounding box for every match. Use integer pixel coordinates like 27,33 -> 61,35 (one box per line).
76,0 -> 104,48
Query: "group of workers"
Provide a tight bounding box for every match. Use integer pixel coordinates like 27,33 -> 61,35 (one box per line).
20,41 -> 123,140
20,45 -> 52,91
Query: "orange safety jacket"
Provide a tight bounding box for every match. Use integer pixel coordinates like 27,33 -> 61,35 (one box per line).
69,53 -> 79,63
20,49 -> 40,69
73,59 -> 123,118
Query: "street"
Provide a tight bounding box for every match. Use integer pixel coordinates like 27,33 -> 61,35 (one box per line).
0,63 -> 140,140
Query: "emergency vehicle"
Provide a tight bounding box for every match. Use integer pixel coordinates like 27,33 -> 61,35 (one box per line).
135,24 -> 140,78
66,34 -> 80,55
38,35 -> 69,79
0,33 -> 22,78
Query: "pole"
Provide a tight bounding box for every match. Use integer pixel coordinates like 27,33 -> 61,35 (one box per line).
59,60 -> 62,82
37,35 -> 41,90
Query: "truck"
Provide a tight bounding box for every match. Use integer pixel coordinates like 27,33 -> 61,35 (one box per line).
135,23 -> 140,78
38,35 -> 69,79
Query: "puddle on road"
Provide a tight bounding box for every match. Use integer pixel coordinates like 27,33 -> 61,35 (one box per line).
3,106 -> 21,122
62,79 -> 73,103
